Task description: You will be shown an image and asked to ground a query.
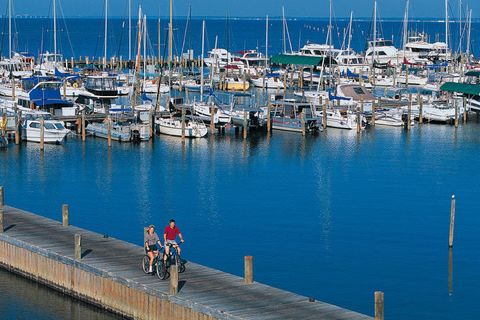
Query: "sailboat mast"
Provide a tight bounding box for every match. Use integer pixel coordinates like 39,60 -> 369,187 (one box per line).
347,11 -> 353,51
53,0 -> 57,62
445,0 -> 449,54
128,0 -> 131,61
143,15 -> 147,83
402,0 -> 409,51
466,9 -> 472,57
168,0 -> 173,90
282,6 -> 286,53
265,15 -> 269,68
200,20 -> 205,101
104,0 -> 108,69
373,0 -> 377,64
8,0 -> 12,59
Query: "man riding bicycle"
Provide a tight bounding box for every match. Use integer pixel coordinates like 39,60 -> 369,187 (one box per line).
145,225 -> 163,273
163,219 -> 184,263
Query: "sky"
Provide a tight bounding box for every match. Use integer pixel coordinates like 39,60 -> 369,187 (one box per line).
5,0 -> 480,19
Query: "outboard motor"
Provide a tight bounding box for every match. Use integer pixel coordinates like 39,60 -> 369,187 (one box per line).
131,130 -> 141,143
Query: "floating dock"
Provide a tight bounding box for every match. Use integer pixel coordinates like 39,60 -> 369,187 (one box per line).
0,192 -> 374,320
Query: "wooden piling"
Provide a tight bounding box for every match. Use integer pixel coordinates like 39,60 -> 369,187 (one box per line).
374,291 -> 384,320
181,107 -> 186,141
14,111 -> 20,145
463,97 -> 467,124
243,111 -> 248,140
419,95 -> 424,124
301,111 -> 306,136
39,117 -> 45,150
322,100 -> 327,130
356,105 -> 361,134
454,98 -> 459,128
170,264 -> 179,295
75,234 -> 82,260
210,106 -> 215,136
371,101 -> 376,127
407,94 -> 412,130
244,256 -> 253,284
267,101 -> 272,133
449,195 -> 456,248
81,110 -> 86,142
448,247 -> 453,296
62,204 -> 69,227
0,186 -> 3,233
107,116 -> 112,147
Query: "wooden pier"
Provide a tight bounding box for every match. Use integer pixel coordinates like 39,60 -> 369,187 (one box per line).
0,191 -> 374,320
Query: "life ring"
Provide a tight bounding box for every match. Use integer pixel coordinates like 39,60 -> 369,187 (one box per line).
73,82 -> 78,88
0,115 -> 7,131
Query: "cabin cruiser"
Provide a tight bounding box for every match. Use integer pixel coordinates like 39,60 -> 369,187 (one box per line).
238,50 -> 267,76
251,74 -> 285,89
155,110 -> 208,138
15,77 -> 76,117
315,107 -> 365,130
0,52 -> 34,78
374,109 -> 405,127
191,100 -> 231,126
86,120 -> 151,142
22,113 -> 70,144
141,78 -> 170,94
34,52 -> 67,75
204,49 -> 234,69
365,39 -> 399,65
270,97 -> 320,133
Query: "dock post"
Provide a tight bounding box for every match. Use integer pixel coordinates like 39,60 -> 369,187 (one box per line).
374,291 -> 384,320
14,110 -> 21,145
301,111 -> 306,136
210,105 -> 215,136
169,264 -> 179,295
0,186 -> 4,233
419,94 -> 424,124
243,111 -> 248,140
62,204 -> 69,227
407,94 -> 412,130
463,97 -> 467,124
322,99 -> 327,130
356,105 -> 361,134
267,101 -> 272,133
75,234 -> 82,260
81,110 -> 86,142
454,98 -> 459,128
371,101 -> 376,127
40,117 -> 45,151
107,116 -> 112,148
244,256 -> 253,284
449,195 -> 456,248
181,107 -> 186,141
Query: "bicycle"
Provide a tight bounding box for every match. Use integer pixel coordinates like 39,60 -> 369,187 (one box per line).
157,243 -> 186,280
141,246 -> 163,275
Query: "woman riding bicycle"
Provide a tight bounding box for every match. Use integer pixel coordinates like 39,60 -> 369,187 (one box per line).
145,225 -> 163,273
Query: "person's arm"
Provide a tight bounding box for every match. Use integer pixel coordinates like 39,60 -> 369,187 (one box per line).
145,241 -> 149,249
178,229 -> 184,243
156,234 -> 163,248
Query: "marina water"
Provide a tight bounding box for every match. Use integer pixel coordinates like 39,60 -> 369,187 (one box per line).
2,119 -> 480,319
1,17 -> 480,319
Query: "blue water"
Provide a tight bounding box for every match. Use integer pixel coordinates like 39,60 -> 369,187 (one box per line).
2,17 -> 479,60
2,118 -> 480,319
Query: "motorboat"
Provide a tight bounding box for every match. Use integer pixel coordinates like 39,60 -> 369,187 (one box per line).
155,114 -> 208,138
22,116 -> 70,144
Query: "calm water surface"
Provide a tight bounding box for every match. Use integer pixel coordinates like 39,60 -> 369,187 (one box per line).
0,268 -> 121,320
1,120 -> 480,319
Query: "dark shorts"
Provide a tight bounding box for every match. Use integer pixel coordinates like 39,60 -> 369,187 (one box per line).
147,245 -> 158,252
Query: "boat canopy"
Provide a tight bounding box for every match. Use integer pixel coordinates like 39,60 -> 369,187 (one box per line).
440,82 -> 480,96
465,70 -> 480,78
270,55 -> 324,66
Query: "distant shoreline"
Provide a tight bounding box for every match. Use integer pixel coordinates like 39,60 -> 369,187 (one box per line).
1,16 -> 479,23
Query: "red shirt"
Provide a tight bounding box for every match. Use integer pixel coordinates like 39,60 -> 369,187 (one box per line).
164,225 -> 180,240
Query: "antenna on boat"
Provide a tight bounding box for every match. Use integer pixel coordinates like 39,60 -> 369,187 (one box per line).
128,0 -> 132,61
104,0 -> 108,70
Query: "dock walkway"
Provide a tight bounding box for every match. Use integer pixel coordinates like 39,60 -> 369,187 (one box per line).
0,205 -> 372,320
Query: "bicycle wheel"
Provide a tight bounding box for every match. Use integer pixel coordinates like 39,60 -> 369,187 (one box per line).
156,260 -> 168,280
141,256 -> 150,274
176,255 -> 186,273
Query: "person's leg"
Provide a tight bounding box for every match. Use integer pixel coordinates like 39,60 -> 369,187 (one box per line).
164,245 -> 170,261
147,251 -> 154,272
176,244 -> 181,256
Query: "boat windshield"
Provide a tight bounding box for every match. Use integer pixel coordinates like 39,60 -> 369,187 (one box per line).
44,123 -> 56,130
54,123 -> 65,130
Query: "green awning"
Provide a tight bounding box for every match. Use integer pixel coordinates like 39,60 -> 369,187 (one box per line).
440,82 -> 480,96
465,70 -> 480,78
270,54 -> 324,66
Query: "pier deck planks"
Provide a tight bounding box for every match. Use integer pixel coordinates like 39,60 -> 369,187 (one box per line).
0,206 -> 372,320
